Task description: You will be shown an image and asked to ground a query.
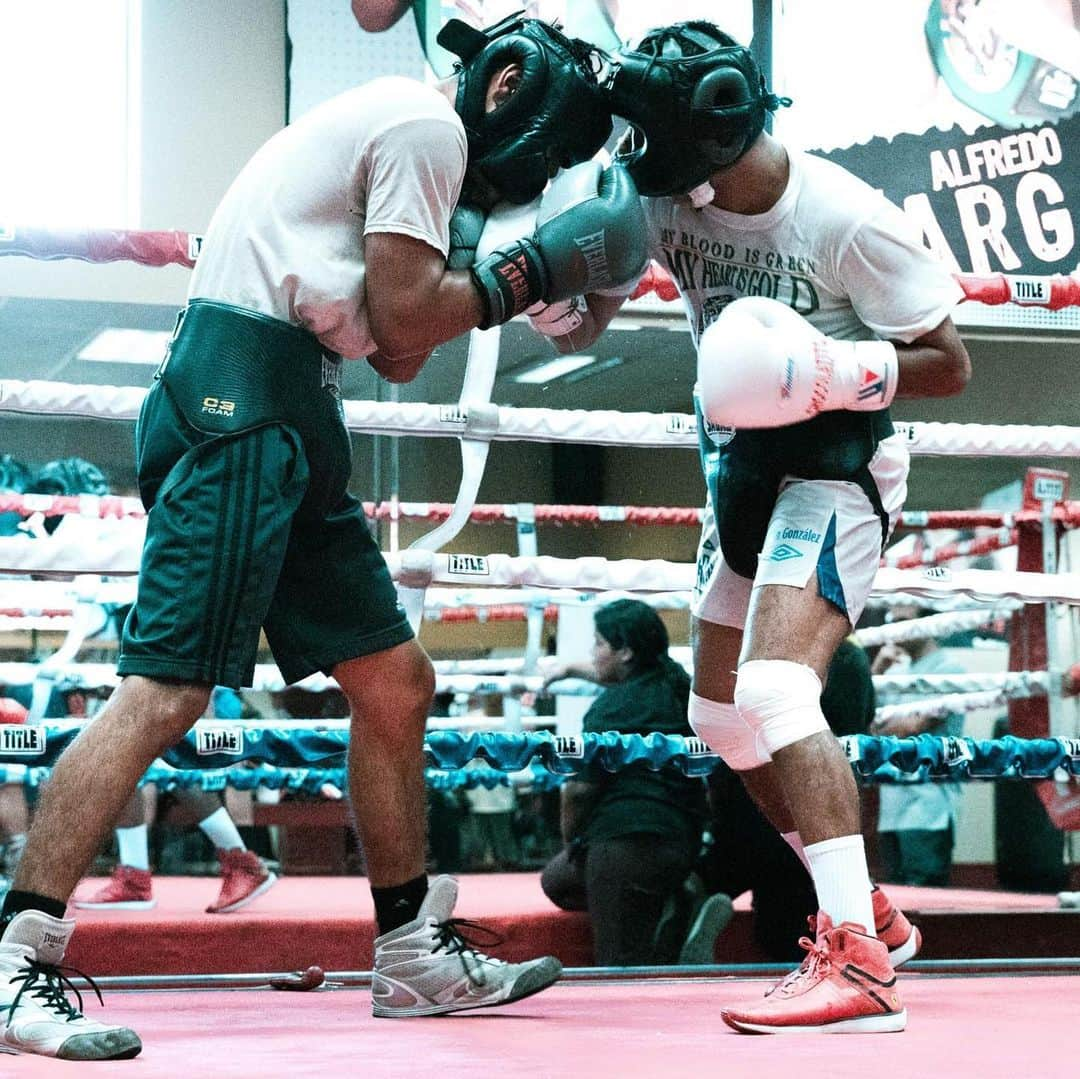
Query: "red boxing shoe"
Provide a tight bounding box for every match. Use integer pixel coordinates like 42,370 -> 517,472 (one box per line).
794,888 -> 921,975
722,915 -> 906,1034
206,849 -> 278,914
74,865 -> 156,911
872,885 -> 921,967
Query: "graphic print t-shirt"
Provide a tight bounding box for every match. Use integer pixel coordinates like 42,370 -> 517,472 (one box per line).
642,148 -> 963,346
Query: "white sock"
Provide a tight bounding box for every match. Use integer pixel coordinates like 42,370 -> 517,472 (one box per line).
198,806 -> 246,852
804,834 -> 875,936
116,824 -> 150,871
781,830 -> 812,873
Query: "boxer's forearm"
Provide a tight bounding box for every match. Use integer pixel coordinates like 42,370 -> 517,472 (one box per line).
351,0 -> 411,32
367,349 -> 431,384
365,232 -> 485,359
893,318 -> 971,398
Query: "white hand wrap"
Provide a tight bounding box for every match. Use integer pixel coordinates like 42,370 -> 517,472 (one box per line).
733,660 -> 829,756
697,296 -> 899,429
526,296 -> 586,337
688,692 -> 772,771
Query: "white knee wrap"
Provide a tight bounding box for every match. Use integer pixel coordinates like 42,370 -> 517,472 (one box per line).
688,692 -> 772,771
733,660 -> 829,756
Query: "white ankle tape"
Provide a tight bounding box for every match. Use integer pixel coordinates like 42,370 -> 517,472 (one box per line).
688,692 -> 772,770
733,660 -> 828,756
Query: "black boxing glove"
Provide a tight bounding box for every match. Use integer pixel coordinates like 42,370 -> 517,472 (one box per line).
470,162 -> 648,328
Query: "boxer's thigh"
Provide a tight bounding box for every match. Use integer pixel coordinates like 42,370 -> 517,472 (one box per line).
263,494 -> 414,686
119,421 -> 309,688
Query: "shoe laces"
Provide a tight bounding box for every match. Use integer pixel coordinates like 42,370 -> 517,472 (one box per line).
8,957 -> 104,1025
431,919 -> 505,986
768,934 -> 833,999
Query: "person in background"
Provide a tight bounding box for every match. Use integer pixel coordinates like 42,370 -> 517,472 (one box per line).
872,606 -> 965,886
539,600 -> 706,965
74,686 -> 278,914
459,694 -> 521,870
0,456 -> 34,902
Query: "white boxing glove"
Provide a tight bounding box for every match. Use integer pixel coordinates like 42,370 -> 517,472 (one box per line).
697,296 -> 898,429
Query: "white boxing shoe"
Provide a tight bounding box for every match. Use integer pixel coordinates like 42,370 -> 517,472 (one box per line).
0,910 -> 141,1060
372,876 -> 561,1017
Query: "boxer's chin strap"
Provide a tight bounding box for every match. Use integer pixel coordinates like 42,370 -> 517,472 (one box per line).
398,325 -> 501,631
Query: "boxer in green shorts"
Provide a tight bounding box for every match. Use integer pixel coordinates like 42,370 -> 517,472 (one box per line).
121,300 -> 412,689
0,13 -> 649,1060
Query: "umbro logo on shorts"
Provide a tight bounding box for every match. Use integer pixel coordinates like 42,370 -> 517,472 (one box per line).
766,542 -> 804,562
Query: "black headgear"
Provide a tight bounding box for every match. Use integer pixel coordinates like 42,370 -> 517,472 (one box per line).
438,13 -> 613,205
603,21 -> 790,198
31,457 -> 110,498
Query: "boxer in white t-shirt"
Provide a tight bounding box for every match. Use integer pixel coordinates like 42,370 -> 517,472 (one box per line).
529,21 -> 971,1034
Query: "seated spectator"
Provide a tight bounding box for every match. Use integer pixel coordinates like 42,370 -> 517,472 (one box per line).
539,600 -> 706,965
872,605 -> 965,886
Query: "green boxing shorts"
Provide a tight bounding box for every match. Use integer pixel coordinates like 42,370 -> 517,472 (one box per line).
118,299 -> 413,689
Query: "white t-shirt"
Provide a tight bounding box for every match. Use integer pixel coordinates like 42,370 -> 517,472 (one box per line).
640,149 -> 964,347
189,77 -> 467,359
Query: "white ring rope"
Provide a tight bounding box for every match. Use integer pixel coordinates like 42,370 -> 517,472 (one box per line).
1,538 -> 1077,606
881,527 -> 1017,569
853,605 -> 1021,646
874,689 -> 1014,724
5,380 -> 1080,458
1,662 -> 1061,712
874,670 -> 1051,699
0,581 -> 693,620
0,497 -> 1023,573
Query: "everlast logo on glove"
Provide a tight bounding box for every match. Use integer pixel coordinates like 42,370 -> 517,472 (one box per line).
573,230 -> 608,290
321,353 -> 342,398
497,254 -> 533,310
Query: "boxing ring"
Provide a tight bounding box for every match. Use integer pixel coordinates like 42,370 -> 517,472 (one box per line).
2,230 -> 1080,1074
